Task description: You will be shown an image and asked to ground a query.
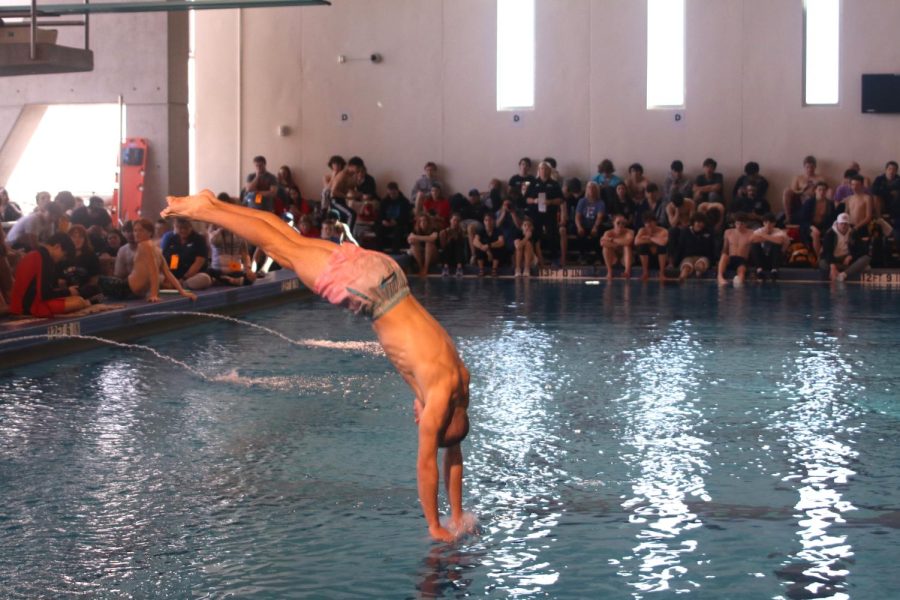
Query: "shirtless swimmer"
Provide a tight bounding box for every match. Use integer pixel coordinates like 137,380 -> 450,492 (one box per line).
162,190 -> 472,543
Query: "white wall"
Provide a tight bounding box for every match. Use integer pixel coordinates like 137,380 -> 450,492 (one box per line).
194,0 -> 900,208
2,1 -> 894,211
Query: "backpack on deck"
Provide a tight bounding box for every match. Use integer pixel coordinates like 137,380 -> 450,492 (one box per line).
787,241 -> 816,268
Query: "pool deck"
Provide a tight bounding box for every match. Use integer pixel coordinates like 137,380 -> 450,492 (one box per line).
0,269 -> 311,369
2,262 -> 898,369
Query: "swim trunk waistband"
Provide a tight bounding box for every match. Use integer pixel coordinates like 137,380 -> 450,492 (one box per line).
313,244 -> 410,320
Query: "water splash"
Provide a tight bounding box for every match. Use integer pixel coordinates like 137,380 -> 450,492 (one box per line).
131,311 -> 384,355
0,334 -> 316,390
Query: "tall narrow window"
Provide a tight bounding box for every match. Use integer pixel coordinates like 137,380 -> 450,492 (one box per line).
497,0 -> 534,111
804,0 -> 840,105
647,0 -> 685,109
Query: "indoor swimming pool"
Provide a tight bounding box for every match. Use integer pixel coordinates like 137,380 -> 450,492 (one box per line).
1,280 -> 898,599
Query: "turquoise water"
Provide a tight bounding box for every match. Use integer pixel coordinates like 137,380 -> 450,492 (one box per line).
1,281 -> 898,599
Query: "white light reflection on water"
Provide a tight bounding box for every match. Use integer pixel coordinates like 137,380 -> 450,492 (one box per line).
615,321 -> 711,595
92,362 -> 141,457
459,321 -> 565,596
772,332 -> 862,600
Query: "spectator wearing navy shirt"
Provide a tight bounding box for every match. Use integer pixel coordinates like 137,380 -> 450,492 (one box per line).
160,218 -> 213,290
377,182 -> 411,254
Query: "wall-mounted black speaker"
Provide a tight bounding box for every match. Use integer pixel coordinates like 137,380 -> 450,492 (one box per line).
862,74 -> 900,114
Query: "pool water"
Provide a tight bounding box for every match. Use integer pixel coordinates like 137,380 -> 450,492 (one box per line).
1,280 -> 898,599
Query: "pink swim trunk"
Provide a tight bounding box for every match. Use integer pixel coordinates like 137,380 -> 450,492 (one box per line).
313,243 -> 410,319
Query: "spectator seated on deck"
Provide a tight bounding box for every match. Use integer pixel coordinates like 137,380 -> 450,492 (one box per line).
407,213 -> 439,278
100,218 -> 197,302
439,213 -> 467,277
9,233 -> 89,317
634,212 -> 669,281
59,225 -> 102,301
749,213 -> 790,282
160,218 -> 213,291
207,196 -> 256,287
819,213 -> 870,282
473,212 -> 508,277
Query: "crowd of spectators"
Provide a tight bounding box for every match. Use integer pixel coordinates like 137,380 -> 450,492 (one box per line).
303,153 -> 899,284
0,189 -> 202,317
2,153 -> 898,317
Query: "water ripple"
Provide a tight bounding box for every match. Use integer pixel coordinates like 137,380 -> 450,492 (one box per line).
615,321 -> 711,595
771,332 -> 864,600
458,321 -> 565,596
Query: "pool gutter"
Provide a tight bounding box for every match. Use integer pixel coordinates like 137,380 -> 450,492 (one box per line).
0,269 -> 312,370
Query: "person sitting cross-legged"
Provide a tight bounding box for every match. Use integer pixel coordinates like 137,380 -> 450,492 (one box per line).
600,214 -> 634,281
749,213 -> 790,282
634,212 -> 669,281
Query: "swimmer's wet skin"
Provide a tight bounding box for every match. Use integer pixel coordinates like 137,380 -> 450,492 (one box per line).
163,190 -> 473,542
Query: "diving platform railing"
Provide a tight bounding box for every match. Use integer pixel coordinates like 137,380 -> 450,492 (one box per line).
0,0 -> 329,76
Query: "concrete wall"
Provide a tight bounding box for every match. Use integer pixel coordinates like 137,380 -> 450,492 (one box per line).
0,12 -> 189,217
194,0 -> 900,208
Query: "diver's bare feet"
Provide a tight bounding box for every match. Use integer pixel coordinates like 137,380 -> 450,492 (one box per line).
161,189 -> 218,220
